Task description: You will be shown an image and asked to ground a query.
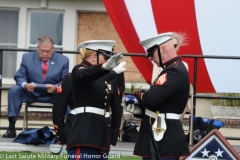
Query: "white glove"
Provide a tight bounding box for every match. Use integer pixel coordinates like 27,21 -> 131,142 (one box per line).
113,61 -> 126,74
102,53 -> 123,70
122,97 -> 142,115
115,53 -> 123,65
123,104 -> 142,115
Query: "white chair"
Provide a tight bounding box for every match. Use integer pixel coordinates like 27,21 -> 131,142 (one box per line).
22,102 -> 54,130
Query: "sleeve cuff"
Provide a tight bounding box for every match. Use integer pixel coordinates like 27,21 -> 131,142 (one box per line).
21,82 -> 27,89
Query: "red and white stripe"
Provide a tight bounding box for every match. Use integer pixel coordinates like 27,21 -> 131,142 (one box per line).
103,0 -> 240,93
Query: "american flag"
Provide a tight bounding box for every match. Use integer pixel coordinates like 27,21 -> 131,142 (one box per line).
185,134 -> 240,160
103,0 -> 240,93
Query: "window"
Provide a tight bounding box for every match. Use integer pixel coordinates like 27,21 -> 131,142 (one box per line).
0,9 -> 19,78
29,11 -> 63,51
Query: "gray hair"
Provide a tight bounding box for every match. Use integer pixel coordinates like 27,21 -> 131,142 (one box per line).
172,32 -> 188,49
38,36 -> 54,46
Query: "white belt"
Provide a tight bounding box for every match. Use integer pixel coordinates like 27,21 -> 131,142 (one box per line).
145,109 -> 180,120
69,110 -> 76,115
105,112 -> 110,118
74,107 -> 106,116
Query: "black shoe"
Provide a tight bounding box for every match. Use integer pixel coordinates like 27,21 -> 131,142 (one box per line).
2,129 -> 16,138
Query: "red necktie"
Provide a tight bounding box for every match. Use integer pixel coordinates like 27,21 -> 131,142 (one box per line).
42,61 -> 48,79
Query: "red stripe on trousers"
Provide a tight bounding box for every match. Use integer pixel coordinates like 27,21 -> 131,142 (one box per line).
76,147 -> 80,160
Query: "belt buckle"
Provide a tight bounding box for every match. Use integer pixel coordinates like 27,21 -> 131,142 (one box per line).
104,109 -> 106,116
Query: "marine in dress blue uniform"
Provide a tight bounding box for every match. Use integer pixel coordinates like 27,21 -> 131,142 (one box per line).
100,71 -> 125,156
132,33 -> 190,160
109,72 -> 125,146
53,50 -> 125,159
67,40 -> 126,160
52,73 -> 74,145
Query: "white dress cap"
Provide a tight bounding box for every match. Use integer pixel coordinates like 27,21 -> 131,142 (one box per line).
77,40 -> 116,52
139,32 -> 173,52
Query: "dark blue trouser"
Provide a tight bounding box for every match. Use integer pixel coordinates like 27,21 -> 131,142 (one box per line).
67,146 -> 108,160
8,85 -> 55,121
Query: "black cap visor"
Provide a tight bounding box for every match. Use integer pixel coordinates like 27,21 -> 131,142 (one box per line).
97,49 -> 113,58
146,38 -> 173,58
146,44 -> 159,58
86,48 -> 113,59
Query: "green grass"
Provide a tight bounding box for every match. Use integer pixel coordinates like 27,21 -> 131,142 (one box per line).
0,152 -> 141,160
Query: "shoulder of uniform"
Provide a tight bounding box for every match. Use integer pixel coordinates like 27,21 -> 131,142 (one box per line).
155,73 -> 168,85
72,64 -> 81,72
72,62 -> 88,73
74,64 -> 86,69
169,61 -> 179,67
78,67 -> 85,70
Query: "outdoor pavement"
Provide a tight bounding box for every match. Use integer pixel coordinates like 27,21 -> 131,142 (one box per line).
0,134 -> 240,157
0,136 -> 136,156
1,105 -> 240,157
1,118 -> 240,156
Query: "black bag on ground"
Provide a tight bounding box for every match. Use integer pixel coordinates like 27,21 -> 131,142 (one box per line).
192,116 -> 224,144
13,126 -> 63,154
122,120 -> 139,142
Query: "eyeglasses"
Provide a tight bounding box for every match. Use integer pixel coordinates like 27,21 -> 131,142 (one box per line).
39,49 -> 53,55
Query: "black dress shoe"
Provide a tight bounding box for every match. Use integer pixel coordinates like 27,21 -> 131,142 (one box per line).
2,130 -> 16,138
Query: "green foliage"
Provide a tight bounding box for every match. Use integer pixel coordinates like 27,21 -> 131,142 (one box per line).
124,82 -> 142,93
211,93 -> 240,107
111,156 -> 141,160
130,83 -> 137,93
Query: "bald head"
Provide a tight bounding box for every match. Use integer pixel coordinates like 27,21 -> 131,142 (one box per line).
159,39 -> 177,63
